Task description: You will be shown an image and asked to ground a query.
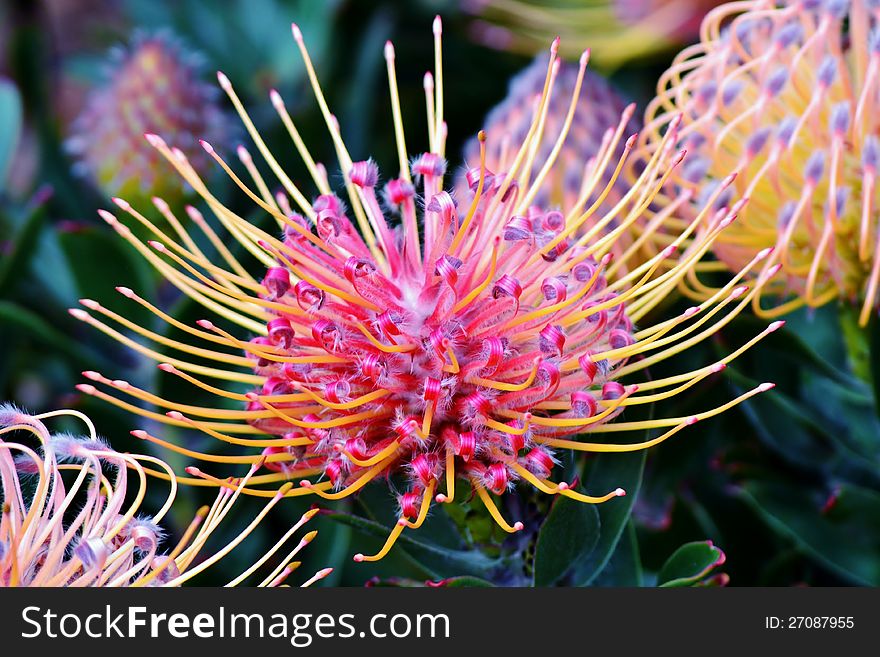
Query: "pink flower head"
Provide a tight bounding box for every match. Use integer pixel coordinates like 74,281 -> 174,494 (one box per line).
75,19 -> 779,562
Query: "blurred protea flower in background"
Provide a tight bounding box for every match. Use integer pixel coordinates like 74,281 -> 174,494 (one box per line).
66,31 -> 230,202
641,0 -> 880,328
465,0 -> 722,70
460,53 -> 642,258
72,18 -> 781,563
0,404 -> 330,587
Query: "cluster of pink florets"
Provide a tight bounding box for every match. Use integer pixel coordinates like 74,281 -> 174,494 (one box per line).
243,150 -> 636,518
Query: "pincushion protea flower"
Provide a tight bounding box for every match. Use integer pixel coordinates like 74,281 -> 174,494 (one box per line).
460,53 -> 641,258
465,0 -> 721,69
0,404 -> 330,587
642,0 -> 880,327
72,18 -> 780,562
66,31 -> 229,201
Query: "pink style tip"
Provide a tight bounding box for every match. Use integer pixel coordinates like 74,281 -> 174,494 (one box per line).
579,49 -> 591,67
144,132 -> 164,148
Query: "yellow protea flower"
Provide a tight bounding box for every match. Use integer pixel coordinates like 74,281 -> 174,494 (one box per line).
466,0 -> 722,70
72,18 -> 779,563
0,405 -> 330,587
642,0 -> 880,327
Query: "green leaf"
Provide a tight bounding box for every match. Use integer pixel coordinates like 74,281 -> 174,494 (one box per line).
323,509 -> 503,580
359,575 -> 494,588
533,496 -> 600,586
428,576 -> 495,588
800,371 -> 880,464
739,481 -> 880,586
0,200 -> 47,298
867,313 -> 880,412
0,300 -> 108,368
591,520 -> 644,587
0,78 -> 22,186
747,308 -> 852,385
839,305 -> 872,384
339,8 -> 391,158
657,540 -> 726,587
726,366 -> 878,474
57,226 -> 154,323
310,510 -> 352,587
570,451 -> 647,585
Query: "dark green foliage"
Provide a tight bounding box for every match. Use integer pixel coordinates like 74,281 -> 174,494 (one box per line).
657,541 -> 726,587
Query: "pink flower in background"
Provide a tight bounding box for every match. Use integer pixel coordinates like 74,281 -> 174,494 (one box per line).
66,31 -> 230,201
0,405 -> 329,586
460,53 -> 640,252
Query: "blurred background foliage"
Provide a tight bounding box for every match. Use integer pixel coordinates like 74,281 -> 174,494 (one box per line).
1,0 -> 878,587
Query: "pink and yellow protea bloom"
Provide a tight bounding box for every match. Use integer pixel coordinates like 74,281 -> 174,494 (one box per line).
0,405 -> 330,587
642,0 -> 880,327
72,18 -> 780,562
